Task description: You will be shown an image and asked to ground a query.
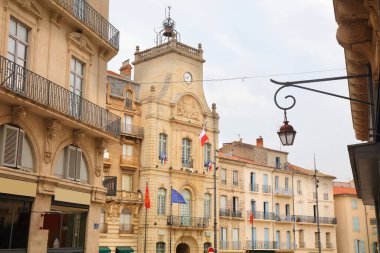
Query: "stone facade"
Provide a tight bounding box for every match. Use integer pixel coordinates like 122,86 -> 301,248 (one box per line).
0,0 -> 119,252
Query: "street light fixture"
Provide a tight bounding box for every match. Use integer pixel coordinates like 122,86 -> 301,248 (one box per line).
277,110 -> 296,146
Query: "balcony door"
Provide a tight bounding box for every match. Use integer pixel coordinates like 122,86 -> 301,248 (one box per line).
70,58 -> 84,118
264,228 -> 269,248
123,114 -> 132,133
73,0 -> 86,21
250,172 -> 256,191
180,189 -> 191,226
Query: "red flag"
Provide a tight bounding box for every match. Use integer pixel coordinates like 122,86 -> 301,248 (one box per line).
249,211 -> 254,224
199,128 -> 209,146
144,183 -> 150,208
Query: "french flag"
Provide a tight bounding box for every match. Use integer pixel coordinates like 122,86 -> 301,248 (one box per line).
199,128 -> 209,146
205,161 -> 212,172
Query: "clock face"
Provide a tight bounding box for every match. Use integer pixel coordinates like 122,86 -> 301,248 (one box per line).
184,72 -> 192,84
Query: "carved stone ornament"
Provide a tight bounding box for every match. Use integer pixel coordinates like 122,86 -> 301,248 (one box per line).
67,32 -> 95,57
50,11 -> 62,27
44,119 -> 62,163
73,130 -> 85,147
95,138 -> 108,177
11,106 -> 27,124
16,0 -> 43,20
176,95 -> 202,121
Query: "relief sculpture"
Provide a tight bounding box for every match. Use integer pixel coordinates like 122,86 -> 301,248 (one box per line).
176,95 -> 201,121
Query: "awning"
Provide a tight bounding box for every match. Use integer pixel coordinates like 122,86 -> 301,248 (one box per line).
116,246 -> 134,253
99,246 -> 111,253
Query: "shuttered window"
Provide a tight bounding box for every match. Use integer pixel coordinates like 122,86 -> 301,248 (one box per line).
64,145 -> 83,181
0,124 -> 29,170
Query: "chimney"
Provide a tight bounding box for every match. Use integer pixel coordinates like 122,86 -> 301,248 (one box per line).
119,59 -> 132,80
256,136 -> 263,147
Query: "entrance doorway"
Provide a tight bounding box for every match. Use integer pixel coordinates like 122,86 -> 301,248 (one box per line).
176,243 -> 190,253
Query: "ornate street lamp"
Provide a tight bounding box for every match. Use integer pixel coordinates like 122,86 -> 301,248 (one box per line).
277,110 -> 296,146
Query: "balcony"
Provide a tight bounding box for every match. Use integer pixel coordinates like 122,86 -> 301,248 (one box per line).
246,241 -> 276,250
262,184 -> 272,193
121,124 -> 144,139
231,210 -> 242,219
0,56 -> 121,136
125,98 -> 133,109
232,241 -> 241,250
246,211 -> 276,221
106,190 -> 142,204
120,155 -> 139,168
119,223 -> 133,234
276,214 -> 294,222
167,215 -> 209,228
219,241 -> 228,250
103,176 -> 117,196
219,208 -> 230,217
53,0 -> 119,50
294,215 -> 337,224
274,187 -> 293,197
249,183 -> 259,192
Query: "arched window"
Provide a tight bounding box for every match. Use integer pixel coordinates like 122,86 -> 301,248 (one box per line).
182,138 -> 192,167
125,90 -> 133,108
0,124 -> 34,171
180,189 -> 192,226
157,188 -> 166,215
159,133 -> 167,162
119,208 -> 132,233
54,145 -> 88,183
156,242 -> 165,253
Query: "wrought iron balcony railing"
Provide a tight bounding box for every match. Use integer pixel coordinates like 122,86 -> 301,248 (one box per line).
232,241 -> 241,250
294,215 -> 337,224
262,184 -> 272,193
276,214 -> 294,222
54,0 -> 119,50
0,56 -> 121,136
121,124 -> 144,138
103,176 -> 117,196
274,187 -> 293,196
246,210 -> 276,221
219,208 -> 230,217
219,241 -> 228,250
231,210 -> 242,218
249,183 -> 259,192
167,215 -> 209,228
119,223 -> 133,234
246,241 -> 277,250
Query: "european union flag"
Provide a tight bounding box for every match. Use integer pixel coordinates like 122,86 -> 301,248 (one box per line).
171,188 -> 186,204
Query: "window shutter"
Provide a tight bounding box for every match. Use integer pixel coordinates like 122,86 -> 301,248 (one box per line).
75,148 -> 82,181
1,124 -> 19,167
65,145 -> 77,180
16,129 -> 25,169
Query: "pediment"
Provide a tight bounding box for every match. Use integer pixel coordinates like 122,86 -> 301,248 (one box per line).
176,95 -> 202,122
16,0 -> 43,20
67,32 -> 95,56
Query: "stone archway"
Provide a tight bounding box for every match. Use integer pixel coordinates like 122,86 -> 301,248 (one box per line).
176,243 -> 190,253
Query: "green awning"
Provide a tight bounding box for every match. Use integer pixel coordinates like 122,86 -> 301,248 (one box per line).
99,246 -> 111,253
116,246 -> 134,253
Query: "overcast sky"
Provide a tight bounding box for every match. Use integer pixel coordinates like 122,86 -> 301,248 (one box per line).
108,0 -> 360,181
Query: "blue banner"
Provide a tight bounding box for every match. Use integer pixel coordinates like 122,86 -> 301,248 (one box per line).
171,188 -> 186,204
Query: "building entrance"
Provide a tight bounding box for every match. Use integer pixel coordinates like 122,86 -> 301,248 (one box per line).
176,243 -> 190,253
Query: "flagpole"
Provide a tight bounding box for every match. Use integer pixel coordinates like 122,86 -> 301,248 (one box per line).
170,186 -> 173,253
251,211 -> 254,253
144,182 -> 148,253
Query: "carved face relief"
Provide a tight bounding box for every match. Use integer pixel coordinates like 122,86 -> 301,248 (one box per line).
176,95 -> 202,121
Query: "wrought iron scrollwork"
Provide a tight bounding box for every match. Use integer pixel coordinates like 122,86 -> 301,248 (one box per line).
273,83 -> 296,111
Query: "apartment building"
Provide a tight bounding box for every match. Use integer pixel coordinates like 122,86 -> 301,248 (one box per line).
0,0 -> 120,252
218,138 -> 337,253
98,63 -> 144,253
334,181 -> 378,253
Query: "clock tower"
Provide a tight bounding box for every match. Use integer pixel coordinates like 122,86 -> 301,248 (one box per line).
133,8 -> 219,253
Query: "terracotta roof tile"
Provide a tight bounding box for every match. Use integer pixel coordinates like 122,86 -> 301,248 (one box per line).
107,70 -> 121,77
333,186 -> 357,196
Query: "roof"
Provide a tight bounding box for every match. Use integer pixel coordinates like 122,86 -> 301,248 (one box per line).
107,70 -> 122,77
333,186 -> 357,196
287,163 -> 335,178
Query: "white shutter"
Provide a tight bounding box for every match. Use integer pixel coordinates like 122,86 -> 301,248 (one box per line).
16,129 -> 25,169
1,124 -> 19,167
75,148 -> 82,181
65,145 -> 77,180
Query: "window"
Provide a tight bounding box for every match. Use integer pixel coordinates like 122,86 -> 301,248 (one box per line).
352,199 -> 358,209
0,124 -> 34,171
323,193 -> 329,200
157,188 -> 166,215
353,216 -> 360,232
220,195 -> 227,210
221,227 -> 227,249
54,145 -> 88,182
119,208 -> 132,233
275,230 -> 280,248
204,143 -> 211,166
250,172 -> 256,191
221,168 -> 227,184
232,228 -> 239,249
354,240 -> 366,253
274,176 -> 279,192
326,232 -> 331,248
123,115 -> 133,133
233,170 -> 239,186
286,231 -> 291,249
156,242 -> 165,253
264,228 -> 269,248
275,156 -> 280,168
100,209 -> 107,233
122,144 -> 133,163
0,198 -> 31,250
204,193 -> 211,218
8,18 -> 29,67
70,57 -> 84,118
263,174 -> 269,193
180,189 -> 191,225
299,229 -> 304,247
232,196 -> 239,216
122,174 -> 132,191
275,203 -> 280,217
204,242 -> 212,253
285,204 -> 290,217
125,90 -> 133,108
182,138 -> 192,167
285,177 -> 289,191
250,200 -> 256,212
315,232 -> 319,248
263,201 -> 269,219
297,180 -> 302,195
159,133 -> 167,160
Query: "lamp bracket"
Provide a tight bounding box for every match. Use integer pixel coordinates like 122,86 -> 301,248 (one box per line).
271,74 -> 372,111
